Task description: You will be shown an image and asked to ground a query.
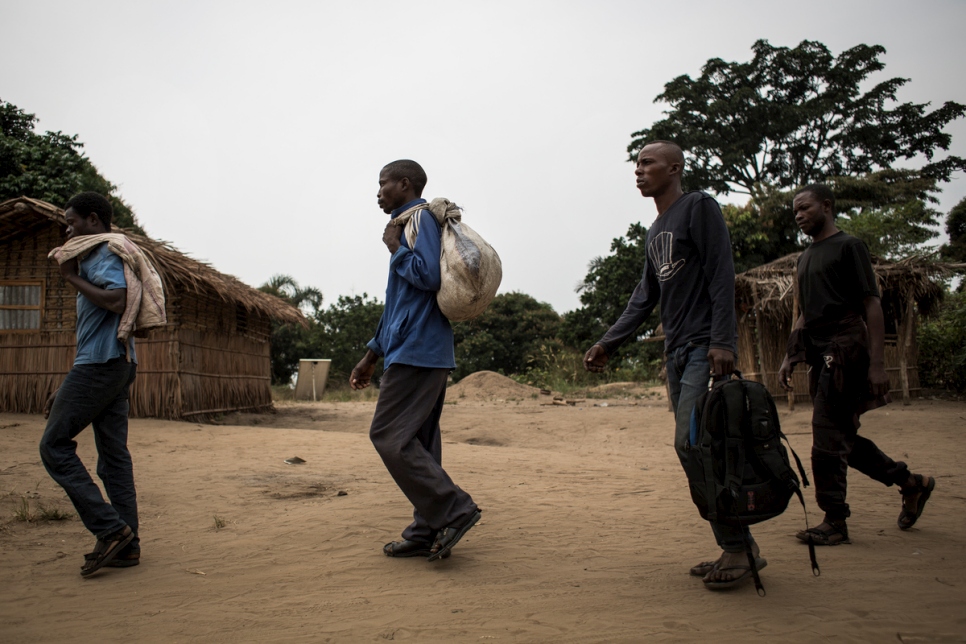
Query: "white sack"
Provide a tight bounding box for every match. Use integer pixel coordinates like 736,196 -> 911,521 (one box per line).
394,198 -> 502,322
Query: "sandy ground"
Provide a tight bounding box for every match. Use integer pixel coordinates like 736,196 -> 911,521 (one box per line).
1,375 -> 965,643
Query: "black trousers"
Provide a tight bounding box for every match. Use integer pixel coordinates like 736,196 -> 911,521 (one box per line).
370,364 -> 477,542
809,363 -> 909,521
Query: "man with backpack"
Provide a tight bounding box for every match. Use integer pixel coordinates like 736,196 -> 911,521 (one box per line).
350,159 -> 481,562
778,184 -> 935,545
584,141 -> 763,590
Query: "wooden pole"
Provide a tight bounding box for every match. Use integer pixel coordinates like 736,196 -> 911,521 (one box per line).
751,286 -> 767,390
788,279 -> 799,412
898,291 -> 915,403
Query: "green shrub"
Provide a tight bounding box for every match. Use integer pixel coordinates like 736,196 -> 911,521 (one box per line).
918,290 -> 966,393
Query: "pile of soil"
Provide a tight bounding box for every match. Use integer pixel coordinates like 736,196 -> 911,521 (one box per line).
447,370 -> 540,401
584,381 -> 666,399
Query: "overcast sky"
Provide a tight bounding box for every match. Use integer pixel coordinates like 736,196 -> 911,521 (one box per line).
3,0 -> 964,314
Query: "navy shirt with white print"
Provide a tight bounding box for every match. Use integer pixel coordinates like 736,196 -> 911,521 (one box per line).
598,191 -> 737,355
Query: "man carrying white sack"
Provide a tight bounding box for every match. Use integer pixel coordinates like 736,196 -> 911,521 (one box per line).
351,159 -> 481,562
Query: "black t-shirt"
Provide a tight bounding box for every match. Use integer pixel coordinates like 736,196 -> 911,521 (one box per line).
797,231 -> 879,330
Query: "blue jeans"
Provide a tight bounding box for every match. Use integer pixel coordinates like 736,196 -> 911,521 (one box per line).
40,360 -> 138,545
666,343 -> 753,554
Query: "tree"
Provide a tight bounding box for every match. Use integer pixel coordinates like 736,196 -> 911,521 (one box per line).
629,40 -> 965,198
558,223 -> 663,375
313,293 -> 385,385
0,99 -> 143,233
259,274 -> 324,316
258,274 -> 324,385
451,292 -> 560,381
941,197 -> 966,263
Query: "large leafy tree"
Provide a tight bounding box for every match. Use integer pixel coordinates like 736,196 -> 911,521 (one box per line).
313,293 -> 385,385
452,292 -> 560,381
558,223 -> 663,371
1,99 -> 143,233
629,40 -> 965,198
941,197 -> 966,264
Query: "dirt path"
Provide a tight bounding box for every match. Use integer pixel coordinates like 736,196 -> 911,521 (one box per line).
1,395 -> 964,642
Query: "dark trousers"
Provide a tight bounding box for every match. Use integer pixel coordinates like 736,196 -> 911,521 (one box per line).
666,343 -> 754,553
39,360 -> 138,545
369,364 -> 477,543
810,363 -> 909,521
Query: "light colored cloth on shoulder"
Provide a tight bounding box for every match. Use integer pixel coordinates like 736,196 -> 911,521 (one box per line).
49,233 -> 167,359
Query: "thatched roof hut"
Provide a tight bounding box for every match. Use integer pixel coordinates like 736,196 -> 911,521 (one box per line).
734,252 -> 956,407
0,197 -> 304,419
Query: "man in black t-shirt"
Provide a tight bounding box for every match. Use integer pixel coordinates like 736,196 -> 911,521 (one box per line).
779,184 -> 935,545
584,140 -> 762,591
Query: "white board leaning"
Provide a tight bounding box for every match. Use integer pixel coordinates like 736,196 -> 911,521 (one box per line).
294,359 -> 332,401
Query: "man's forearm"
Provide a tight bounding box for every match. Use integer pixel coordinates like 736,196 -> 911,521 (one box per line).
864,297 -> 886,364
65,275 -> 126,314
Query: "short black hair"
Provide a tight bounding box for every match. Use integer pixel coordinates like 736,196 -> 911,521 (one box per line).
382,159 -> 427,197
641,140 -> 685,169
795,183 -> 836,214
65,192 -> 113,230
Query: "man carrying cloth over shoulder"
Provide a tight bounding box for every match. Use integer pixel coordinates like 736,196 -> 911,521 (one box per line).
351,159 -> 481,562
584,140 -> 764,591
40,192 -> 144,577
779,184 -> 935,546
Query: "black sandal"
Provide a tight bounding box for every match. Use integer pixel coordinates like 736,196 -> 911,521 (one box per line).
898,475 -> 936,530
796,521 -> 850,546
384,540 -> 443,558
80,525 -> 134,577
428,510 -> 481,562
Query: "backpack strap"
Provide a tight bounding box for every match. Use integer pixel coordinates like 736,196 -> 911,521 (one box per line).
697,388 -> 721,523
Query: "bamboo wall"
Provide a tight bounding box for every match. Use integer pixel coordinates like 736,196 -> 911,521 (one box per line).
737,300 -> 921,408
1,224 -> 275,419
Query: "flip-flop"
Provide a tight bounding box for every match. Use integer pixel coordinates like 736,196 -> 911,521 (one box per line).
80,525 -> 134,577
383,540 -> 449,558
898,475 -> 935,530
690,559 -> 720,577
703,557 -> 767,591
427,510 -> 481,562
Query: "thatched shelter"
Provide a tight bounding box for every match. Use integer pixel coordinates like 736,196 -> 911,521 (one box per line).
735,252 -> 954,408
0,197 -> 304,419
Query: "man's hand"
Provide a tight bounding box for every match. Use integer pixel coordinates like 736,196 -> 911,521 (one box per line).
583,344 -> 609,373
350,351 -> 378,390
707,348 -> 734,378
383,222 -> 402,254
778,358 -> 794,391
868,361 -> 890,398
43,389 -> 58,419
59,257 -> 79,280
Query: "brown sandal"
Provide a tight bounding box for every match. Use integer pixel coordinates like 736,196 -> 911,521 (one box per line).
796,521 -> 850,546
898,475 -> 935,530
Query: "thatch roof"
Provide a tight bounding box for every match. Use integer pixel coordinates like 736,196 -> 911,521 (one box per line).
0,197 -> 305,326
735,251 -> 959,322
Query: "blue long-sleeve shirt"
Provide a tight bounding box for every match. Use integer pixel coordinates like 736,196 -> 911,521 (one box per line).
367,198 -> 456,370
597,191 -> 737,355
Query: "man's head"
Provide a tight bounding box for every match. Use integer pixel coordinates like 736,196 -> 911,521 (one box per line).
793,184 -> 836,238
635,140 -> 684,199
63,192 -> 112,240
377,159 -> 427,214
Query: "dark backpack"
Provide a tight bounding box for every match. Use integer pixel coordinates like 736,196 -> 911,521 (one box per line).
685,373 -> 818,594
